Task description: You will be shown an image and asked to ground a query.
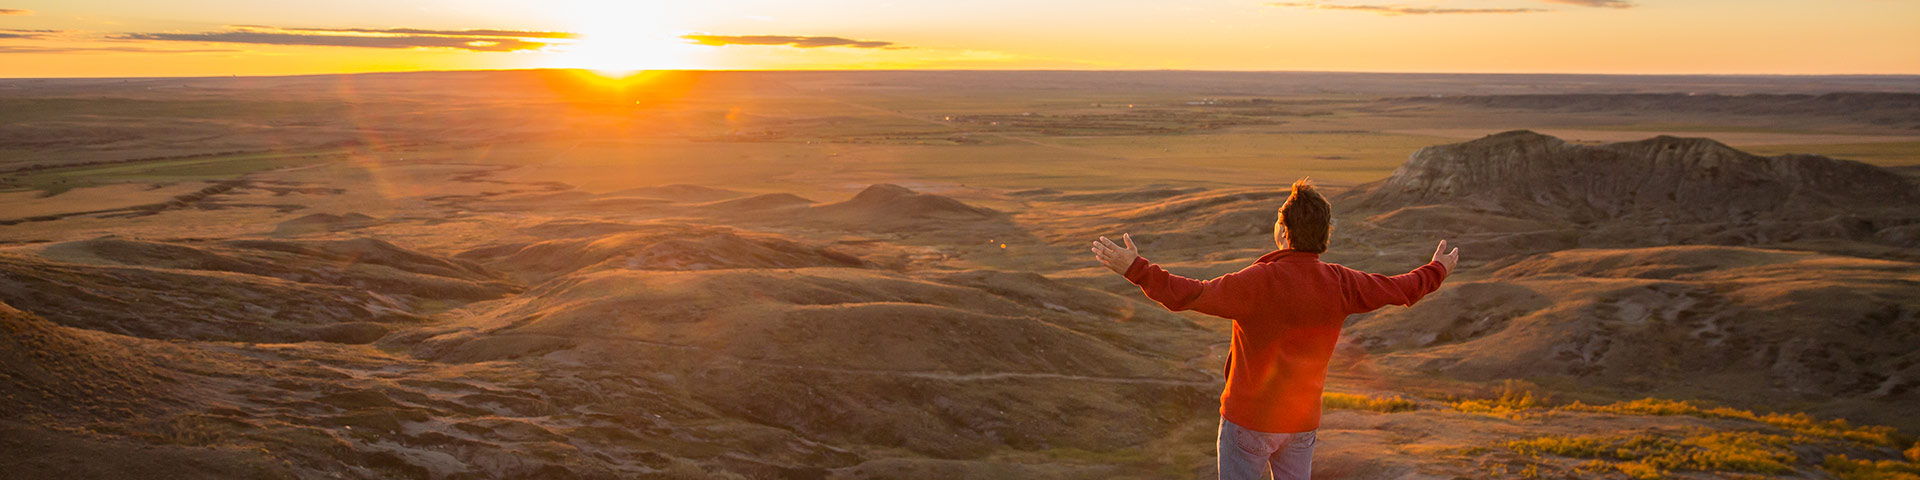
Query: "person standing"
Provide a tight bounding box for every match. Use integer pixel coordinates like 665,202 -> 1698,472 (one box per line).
1091,179 -> 1457,480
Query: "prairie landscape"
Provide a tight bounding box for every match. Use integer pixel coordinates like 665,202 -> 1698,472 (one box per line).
2,70 -> 1919,480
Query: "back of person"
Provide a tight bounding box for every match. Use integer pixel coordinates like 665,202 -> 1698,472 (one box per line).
1090,178 -> 1458,480
1215,257 -> 1361,434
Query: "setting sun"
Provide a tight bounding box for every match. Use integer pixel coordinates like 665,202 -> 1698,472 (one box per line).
545,2 -> 697,75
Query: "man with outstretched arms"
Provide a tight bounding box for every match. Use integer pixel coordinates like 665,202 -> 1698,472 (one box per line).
1091,179 -> 1458,480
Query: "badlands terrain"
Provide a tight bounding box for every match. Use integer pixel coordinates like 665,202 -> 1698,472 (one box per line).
2,70 -> 1918,479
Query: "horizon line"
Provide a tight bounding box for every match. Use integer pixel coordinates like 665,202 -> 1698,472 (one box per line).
5,67 -> 1920,81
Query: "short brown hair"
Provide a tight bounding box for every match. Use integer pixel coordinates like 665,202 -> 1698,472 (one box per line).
1278,178 -> 1332,253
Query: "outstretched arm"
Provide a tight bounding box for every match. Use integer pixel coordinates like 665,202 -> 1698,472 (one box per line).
1092,233 -> 1253,317
1342,240 -> 1457,314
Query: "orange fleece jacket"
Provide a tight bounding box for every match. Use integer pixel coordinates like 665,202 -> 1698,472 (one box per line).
1125,249 -> 1449,433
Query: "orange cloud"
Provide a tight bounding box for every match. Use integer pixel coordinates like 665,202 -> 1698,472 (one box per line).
0,45 -> 234,54
681,34 -> 900,49
115,27 -> 565,52
232,25 -> 578,39
0,28 -> 57,39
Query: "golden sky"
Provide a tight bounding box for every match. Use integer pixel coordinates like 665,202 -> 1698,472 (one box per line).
1,0 -> 1917,77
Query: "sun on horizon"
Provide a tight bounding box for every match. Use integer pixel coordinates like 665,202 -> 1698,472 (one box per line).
541,2 -> 699,77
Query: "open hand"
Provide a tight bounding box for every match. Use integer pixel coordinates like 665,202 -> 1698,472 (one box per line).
1433,239 -> 1459,272
1091,233 -> 1140,275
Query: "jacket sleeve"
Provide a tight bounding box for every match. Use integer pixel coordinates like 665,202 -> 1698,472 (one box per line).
1122,256 -> 1260,318
1340,261 -> 1449,314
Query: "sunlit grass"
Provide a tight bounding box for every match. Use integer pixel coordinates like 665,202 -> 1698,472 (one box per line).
1509,430 -> 1797,479
1444,387 -> 1919,479
1822,447 -> 1920,480
1560,397 -> 1902,447
1429,381 -> 1905,449
1447,379 -> 1541,416
1322,392 -> 1418,413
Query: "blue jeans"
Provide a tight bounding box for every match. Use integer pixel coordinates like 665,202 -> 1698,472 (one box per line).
1218,417 -> 1316,480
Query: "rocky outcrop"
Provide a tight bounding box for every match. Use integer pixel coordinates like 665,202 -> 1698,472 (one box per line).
1343,130 -> 1917,225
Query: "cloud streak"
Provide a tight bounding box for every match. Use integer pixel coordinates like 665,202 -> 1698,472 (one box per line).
115,29 -> 559,52
681,34 -> 899,49
0,45 -> 233,54
1541,0 -> 1634,8
232,25 -> 578,39
1268,2 -> 1545,15
0,29 -> 60,39
0,9 -> 29,15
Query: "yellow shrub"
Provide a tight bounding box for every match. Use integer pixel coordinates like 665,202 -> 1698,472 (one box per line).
1507,430 -> 1795,478
1449,379 -> 1542,415
1322,392 -> 1418,413
1754,412 -> 1899,447
1493,379 -> 1542,409
1823,454 -> 1920,480
1562,397 -> 1698,416
1668,432 -> 1796,474
1509,435 -> 1619,459
1613,461 -> 1665,480
1557,398 -> 1900,447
